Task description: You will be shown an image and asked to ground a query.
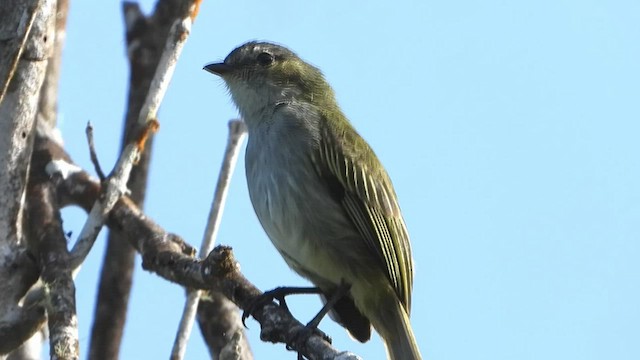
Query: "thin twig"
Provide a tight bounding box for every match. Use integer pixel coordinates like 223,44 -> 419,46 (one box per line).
68,14 -> 193,270
85,121 -> 106,181
171,120 -> 247,360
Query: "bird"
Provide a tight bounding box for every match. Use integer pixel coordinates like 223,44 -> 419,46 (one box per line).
205,41 -> 422,360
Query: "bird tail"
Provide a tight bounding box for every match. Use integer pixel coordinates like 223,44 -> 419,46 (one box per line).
371,298 -> 422,360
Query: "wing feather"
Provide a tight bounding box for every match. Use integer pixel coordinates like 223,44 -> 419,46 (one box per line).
313,114 -> 414,312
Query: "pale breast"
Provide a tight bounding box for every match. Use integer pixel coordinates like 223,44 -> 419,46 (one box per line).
245,121 -> 327,247
244,113 -> 363,284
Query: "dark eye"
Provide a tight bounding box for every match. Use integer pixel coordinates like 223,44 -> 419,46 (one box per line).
256,52 -> 274,66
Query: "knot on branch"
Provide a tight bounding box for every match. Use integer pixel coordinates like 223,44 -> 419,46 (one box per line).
201,245 -> 237,278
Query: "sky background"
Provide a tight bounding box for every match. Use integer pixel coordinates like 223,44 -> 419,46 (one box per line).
52,0 -> 639,359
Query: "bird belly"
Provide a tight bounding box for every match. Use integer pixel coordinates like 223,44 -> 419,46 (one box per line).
245,140 -> 361,288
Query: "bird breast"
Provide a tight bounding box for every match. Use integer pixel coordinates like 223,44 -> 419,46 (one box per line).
244,111 -> 360,283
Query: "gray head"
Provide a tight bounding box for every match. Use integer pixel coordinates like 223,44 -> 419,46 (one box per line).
204,41 -> 334,118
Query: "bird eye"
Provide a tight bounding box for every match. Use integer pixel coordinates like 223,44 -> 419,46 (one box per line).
256,52 -> 274,66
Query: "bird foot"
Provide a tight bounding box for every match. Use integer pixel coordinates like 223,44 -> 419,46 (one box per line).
242,286 -> 322,327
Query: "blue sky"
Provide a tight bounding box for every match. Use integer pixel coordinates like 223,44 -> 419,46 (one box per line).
55,0 -> 639,359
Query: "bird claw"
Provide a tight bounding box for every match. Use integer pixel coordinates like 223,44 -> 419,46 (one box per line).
242,287 -> 301,327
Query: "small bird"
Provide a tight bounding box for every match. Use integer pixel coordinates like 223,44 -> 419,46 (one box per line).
205,41 -> 422,360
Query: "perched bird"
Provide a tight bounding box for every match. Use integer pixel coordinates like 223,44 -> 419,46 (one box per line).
205,41 -> 422,360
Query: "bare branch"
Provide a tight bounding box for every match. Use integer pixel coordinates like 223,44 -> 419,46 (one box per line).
199,120 -> 247,258
197,293 -> 253,360
69,120 -> 156,270
35,135 -> 360,360
85,122 -> 106,181
0,0 -> 55,356
88,2 -> 204,357
69,0 -> 197,275
88,0 -> 171,355
171,120 -> 248,360
27,144 -> 78,359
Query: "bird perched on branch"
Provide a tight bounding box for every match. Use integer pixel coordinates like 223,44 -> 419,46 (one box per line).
205,41 -> 422,360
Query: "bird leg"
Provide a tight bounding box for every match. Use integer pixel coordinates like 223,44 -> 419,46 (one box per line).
306,281 -> 351,329
242,286 -> 323,326
288,281 -> 352,359
244,283 -> 352,359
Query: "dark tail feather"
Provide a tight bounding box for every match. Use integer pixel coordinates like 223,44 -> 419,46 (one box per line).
323,293 -> 371,342
371,298 -> 422,360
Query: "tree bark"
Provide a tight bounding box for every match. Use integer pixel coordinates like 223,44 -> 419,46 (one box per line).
0,0 -> 55,357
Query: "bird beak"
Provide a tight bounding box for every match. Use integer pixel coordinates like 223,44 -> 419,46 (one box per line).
203,62 -> 232,76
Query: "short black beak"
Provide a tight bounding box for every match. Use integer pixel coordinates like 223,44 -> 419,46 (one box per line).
203,62 -> 232,76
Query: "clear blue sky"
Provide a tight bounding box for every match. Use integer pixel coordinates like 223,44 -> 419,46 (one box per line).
55,1 -> 639,359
